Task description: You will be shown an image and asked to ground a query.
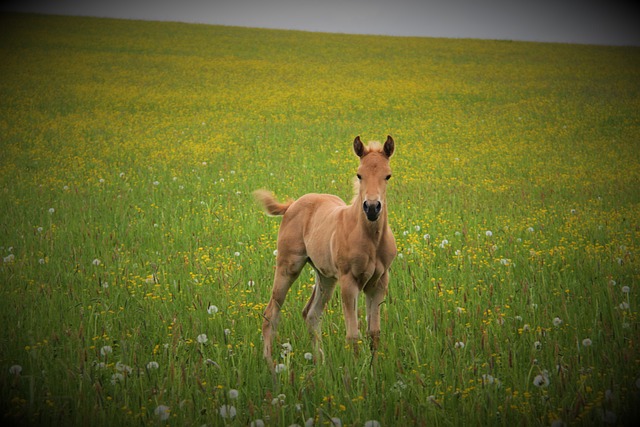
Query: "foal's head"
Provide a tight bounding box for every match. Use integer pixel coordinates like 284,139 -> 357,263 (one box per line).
353,136 -> 395,222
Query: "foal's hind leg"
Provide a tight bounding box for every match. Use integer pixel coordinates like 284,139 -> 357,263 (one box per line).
263,253 -> 306,369
302,271 -> 337,362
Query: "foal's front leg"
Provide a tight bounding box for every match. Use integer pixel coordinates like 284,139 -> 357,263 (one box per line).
340,275 -> 361,347
365,271 -> 389,353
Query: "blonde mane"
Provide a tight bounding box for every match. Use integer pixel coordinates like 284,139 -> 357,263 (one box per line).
362,140 -> 383,154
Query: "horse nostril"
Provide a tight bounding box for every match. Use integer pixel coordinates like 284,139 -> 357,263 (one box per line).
363,200 -> 382,220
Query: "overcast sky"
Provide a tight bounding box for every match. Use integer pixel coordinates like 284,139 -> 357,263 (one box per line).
2,0 -> 639,46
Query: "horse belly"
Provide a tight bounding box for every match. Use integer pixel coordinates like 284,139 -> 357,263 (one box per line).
304,207 -> 343,278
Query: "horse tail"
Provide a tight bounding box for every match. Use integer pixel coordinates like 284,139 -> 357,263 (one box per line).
253,190 -> 293,216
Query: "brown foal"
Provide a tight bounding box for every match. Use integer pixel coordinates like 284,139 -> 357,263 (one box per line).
254,136 -> 397,370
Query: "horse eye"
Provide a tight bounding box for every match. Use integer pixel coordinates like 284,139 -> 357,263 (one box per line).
385,175 -> 392,181
357,174 -> 362,180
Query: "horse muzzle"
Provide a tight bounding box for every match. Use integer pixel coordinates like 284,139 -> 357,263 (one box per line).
363,200 -> 382,221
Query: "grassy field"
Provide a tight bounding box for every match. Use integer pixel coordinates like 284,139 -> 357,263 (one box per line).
1,12 -> 640,426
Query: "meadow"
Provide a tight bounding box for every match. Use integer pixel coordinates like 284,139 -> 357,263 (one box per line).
1,12 -> 639,426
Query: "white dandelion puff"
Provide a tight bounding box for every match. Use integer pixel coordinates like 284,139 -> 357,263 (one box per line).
281,342 -> 293,354
274,363 -> 286,374
100,345 -> 113,356
146,361 -> 159,370
115,362 -> 132,374
207,305 -> 219,315
154,405 -> 170,421
9,364 -> 22,375
533,371 -> 550,388
485,230 -> 493,237
553,317 -> 563,327
582,338 -> 592,347
111,373 -> 124,385
228,389 -> 239,399
196,334 -> 208,344
219,404 -> 236,419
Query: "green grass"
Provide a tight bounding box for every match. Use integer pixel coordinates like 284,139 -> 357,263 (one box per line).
1,12 -> 640,426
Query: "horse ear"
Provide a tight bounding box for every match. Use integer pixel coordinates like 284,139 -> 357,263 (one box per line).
383,135 -> 395,158
353,136 -> 365,158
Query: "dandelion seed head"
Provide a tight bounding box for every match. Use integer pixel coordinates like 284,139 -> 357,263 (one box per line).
251,420 -> 265,427
533,371 -> 550,388
219,404 -> 236,419
154,405 -> 170,421
100,345 -> 113,356
622,286 -> 630,293
582,338 -> 592,347
9,364 -> 22,375
207,305 -> 219,315
147,361 -> 159,370
482,374 -> 495,384
111,373 -> 124,385
553,317 -> 563,327
485,230 -> 493,237
228,389 -> 239,399
364,421 -> 381,427
304,352 -> 313,361
115,362 -> 132,373
196,334 -> 208,344
274,363 -> 286,373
